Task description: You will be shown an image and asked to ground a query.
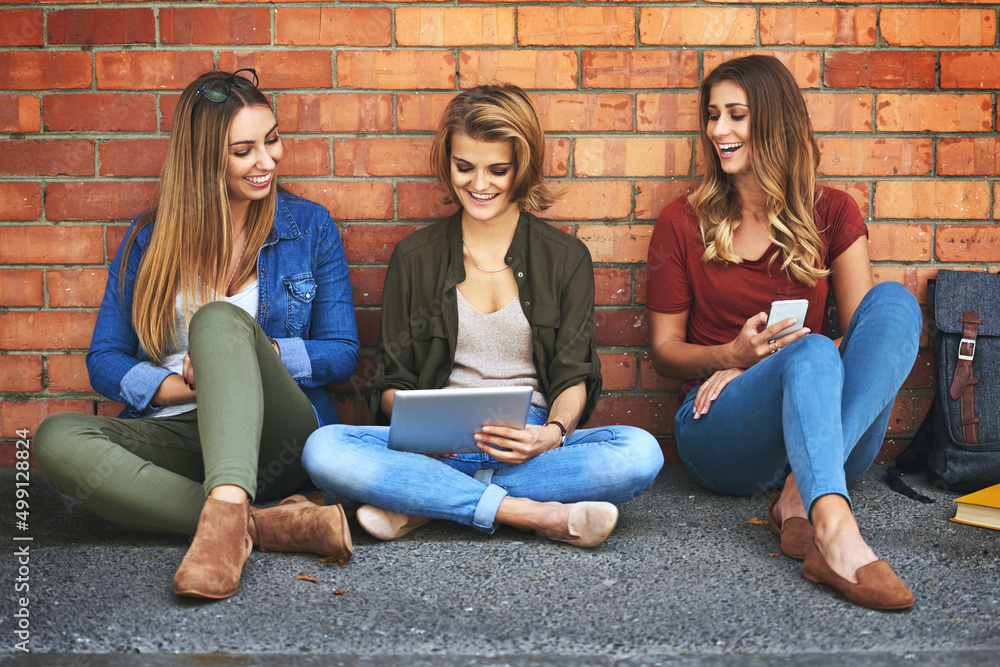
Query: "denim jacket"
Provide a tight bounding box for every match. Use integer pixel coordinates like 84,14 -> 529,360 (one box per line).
87,191 -> 360,426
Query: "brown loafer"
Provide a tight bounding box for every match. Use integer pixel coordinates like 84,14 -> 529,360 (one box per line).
540,502 -> 619,549
356,505 -> 430,541
174,497 -> 253,600
767,492 -> 813,560
802,540 -> 914,610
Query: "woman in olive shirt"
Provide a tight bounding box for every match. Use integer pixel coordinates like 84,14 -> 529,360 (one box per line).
303,84 -> 662,547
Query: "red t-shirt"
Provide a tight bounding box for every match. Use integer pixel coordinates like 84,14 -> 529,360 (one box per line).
646,186 -> 867,349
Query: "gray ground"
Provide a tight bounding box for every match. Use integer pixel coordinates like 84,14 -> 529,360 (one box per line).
2,466 -> 998,666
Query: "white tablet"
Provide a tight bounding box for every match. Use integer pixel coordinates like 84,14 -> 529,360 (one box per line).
387,386 -> 533,455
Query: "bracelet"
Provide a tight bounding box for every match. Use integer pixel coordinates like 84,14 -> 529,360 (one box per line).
545,420 -> 567,446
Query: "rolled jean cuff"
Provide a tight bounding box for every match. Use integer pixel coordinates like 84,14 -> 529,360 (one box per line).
472,483 -> 508,533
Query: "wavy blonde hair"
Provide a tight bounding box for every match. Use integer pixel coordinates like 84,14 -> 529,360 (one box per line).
689,55 -> 828,287
119,71 -> 277,363
430,83 -> 558,211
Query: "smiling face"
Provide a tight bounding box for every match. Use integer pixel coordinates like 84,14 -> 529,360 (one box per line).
706,80 -> 752,179
449,132 -> 520,227
225,105 -> 282,208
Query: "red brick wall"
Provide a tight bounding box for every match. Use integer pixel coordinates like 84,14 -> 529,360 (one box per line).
2,2 -> 998,466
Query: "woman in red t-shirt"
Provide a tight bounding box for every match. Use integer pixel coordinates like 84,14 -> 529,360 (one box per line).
646,55 -> 921,610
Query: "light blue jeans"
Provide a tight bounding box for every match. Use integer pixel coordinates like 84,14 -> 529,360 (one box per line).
302,406 -> 664,533
675,281 -> 921,514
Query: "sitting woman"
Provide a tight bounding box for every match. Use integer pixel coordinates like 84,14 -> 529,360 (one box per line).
646,56 -> 920,609
303,84 -> 663,547
35,70 -> 360,599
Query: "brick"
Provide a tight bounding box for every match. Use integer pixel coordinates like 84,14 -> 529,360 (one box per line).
44,93 -> 157,132
876,94 -> 992,133
0,9 -> 43,46
639,354 -> 684,392
598,353 -> 636,392
278,138 -> 330,177
49,9 -> 155,44
349,267 -> 387,307
459,50 -> 578,90
545,182 -> 632,221
398,7 -> 514,46
354,309 -> 380,347
96,52 -> 214,90
590,395 -> 674,436
47,268 -> 108,308
818,181 -> 870,217
583,51 -> 698,89
0,400 -> 94,439
594,268 -> 632,306
578,225 -> 654,264
803,93 -> 873,132
886,396 -> 915,435
396,93 -> 452,132
902,352 -> 935,391
575,138 -> 691,178
936,226 -> 1000,262
596,308 -> 647,347
0,52 -> 91,90
0,94 -> 39,132
534,94 -> 633,133
340,224 -> 422,263
760,7 -> 875,46
634,181 -> 696,221
278,94 -> 392,133
938,138 -> 1000,176
398,182 -> 459,221
275,8 -> 390,47
106,225 -> 129,262
636,93 -> 700,132
824,52 -> 935,89
332,399 -> 369,428
0,269 -> 43,306
818,138 -> 931,177
0,356 -> 42,393
334,138 -> 435,177
161,7 -> 270,45
519,7 -> 634,46
866,224 -> 932,262
997,184 -> 1000,220
96,401 -> 125,419
1,139 -> 93,177
0,182 -> 42,221
0,226 -> 104,264
46,182 -> 158,221
0,312 -> 98,351
875,181 -> 991,220
545,138 -> 570,178
99,139 -> 169,177
942,52 -> 1000,90
47,354 -> 93,393
882,8 -> 995,47
338,51 -> 454,90
280,182 -> 393,221
159,94 -> 180,132
217,52 -> 333,89
705,51 -> 820,89
640,8 -> 755,46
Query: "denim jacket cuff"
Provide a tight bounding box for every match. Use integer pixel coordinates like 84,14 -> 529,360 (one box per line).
274,337 -> 312,382
120,362 -> 174,414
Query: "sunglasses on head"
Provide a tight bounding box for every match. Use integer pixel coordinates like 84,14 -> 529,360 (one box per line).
196,69 -> 259,104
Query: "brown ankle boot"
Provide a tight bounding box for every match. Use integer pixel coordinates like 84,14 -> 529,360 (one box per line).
249,494 -> 353,563
173,497 -> 252,599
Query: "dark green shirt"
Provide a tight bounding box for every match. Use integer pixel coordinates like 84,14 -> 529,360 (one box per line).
369,210 -> 603,425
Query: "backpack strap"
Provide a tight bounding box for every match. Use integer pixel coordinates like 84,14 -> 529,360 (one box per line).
950,311 -> 982,445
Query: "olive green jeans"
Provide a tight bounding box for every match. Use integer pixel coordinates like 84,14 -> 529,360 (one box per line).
34,302 -> 319,535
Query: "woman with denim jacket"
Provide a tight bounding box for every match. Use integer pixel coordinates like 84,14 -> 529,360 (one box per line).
34,70 -> 360,599
302,84 -> 663,548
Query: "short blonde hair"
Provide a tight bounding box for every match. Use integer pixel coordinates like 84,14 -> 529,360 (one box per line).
430,84 -> 556,211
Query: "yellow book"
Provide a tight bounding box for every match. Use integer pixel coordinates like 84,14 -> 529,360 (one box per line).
952,483 -> 1000,531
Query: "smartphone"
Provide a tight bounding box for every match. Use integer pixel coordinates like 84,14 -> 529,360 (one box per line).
766,299 -> 809,341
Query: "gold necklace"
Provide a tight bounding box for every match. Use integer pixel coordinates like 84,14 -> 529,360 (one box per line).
462,237 -> 510,273
225,232 -> 248,296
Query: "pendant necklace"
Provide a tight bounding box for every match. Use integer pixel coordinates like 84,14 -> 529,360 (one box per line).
226,230 -> 249,296
462,237 -> 510,273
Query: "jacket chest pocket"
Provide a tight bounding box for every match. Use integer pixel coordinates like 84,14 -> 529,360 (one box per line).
283,274 -> 316,335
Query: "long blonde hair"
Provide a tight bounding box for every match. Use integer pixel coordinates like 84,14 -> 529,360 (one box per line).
689,55 -> 828,287
119,70 -> 277,363
430,83 -> 557,211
